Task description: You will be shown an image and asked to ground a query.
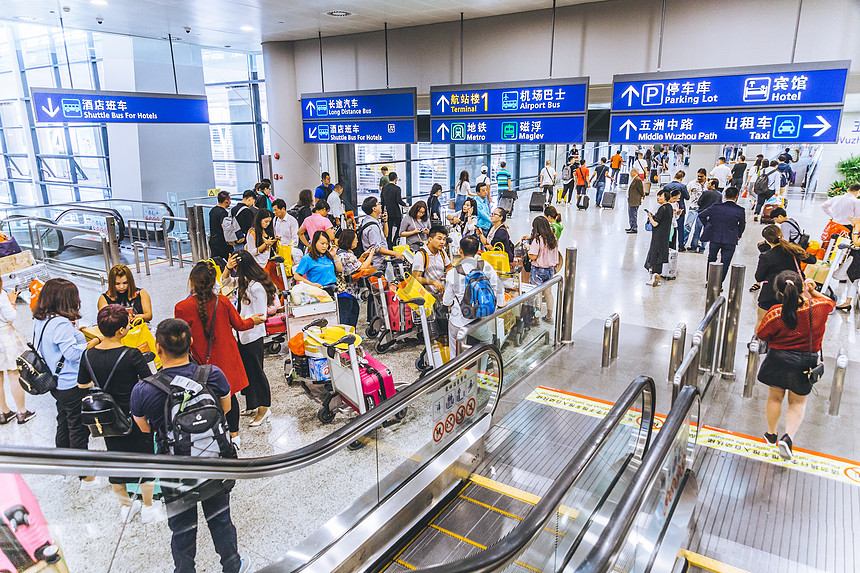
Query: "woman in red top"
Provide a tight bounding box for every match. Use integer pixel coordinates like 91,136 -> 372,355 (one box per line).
174,261 -> 264,446
756,270 -> 834,460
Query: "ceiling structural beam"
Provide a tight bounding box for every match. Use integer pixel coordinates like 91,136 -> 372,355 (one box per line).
656,0 -> 667,71
549,0 -> 557,78
384,22 -> 390,89
167,34 -> 179,94
459,12 -> 464,84
318,30 -> 325,92
790,0 -> 803,64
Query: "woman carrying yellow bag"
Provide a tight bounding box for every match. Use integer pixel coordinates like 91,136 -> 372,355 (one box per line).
478,208 -> 514,272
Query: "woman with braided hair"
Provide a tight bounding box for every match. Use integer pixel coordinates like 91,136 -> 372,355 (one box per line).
174,260 -> 264,447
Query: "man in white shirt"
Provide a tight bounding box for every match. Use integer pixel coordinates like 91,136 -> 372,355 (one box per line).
822,183 -> 860,233
709,157 -> 732,191
475,165 -> 491,199
632,153 -> 649,179
328,182 -> 345,224
271,199 -> 299,246
539,160 -> 556,203
412,225 -> 452,295
442,235 -> 505,356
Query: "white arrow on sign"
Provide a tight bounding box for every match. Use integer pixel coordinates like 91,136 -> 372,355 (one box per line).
619,119 -> 637,138
308,126 -> 317,139
305,101 -> 315,116
436,123 -> 449,141
41,98 -> 60,118
803,115 -> 831,138
436,94 -> 449,114
621,85 -> 640,106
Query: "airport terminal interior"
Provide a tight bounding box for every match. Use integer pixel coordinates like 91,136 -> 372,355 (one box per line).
0,0 -> 859,572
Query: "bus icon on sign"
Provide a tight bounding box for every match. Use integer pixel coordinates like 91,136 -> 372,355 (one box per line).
317,125 -> 330,140
315,100 -> 328,116
61,99 -> 82,118
501,91 -> 519,111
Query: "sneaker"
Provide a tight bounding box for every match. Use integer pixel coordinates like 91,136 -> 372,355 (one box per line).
120,500 -> 142,523
777,434 -> 793,460
764,432 -> 778,445
79,478 -> 102,491
0,411 -> 14,425
238,553 -> 253,573
140,500 -> 165,524
626,229 -> 638,234
16,410 -> 36,424
232,435 -> 241,451
749,283 -> 761,292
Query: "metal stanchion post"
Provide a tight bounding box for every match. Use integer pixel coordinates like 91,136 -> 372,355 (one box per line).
669,323 -> 686,385
701,262 -> 723,370
185,206 -> 200,263
560,247 -> 577,344
601,313 -> 619,367
829,349 -> 849,416
193,206 -> 209,261
105,216 -> 121,269
743,336 -> 760,398
610,313 -> 619,361
720,264 -> 745,379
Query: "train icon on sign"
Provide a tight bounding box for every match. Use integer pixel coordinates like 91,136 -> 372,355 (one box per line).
501,122 -> 517,140
743,77 -> 771,102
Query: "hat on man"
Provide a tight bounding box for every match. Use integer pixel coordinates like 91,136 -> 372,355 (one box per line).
481,165 -> 488,173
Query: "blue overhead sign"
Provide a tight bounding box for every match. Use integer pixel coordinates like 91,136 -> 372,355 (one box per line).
431,116 -> 585,144
612,62 -> 849,112
610,108 -> 842,145
430,80 -> 588,117
31,88 -> 209,124
300,88 -> 416,120
303,119 -> 416,144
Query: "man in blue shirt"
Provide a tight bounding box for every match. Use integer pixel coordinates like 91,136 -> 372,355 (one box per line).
496,161 -> 514,215
475,182 -> 492,233
314,172 -> 333,204
131,319 -> 249,573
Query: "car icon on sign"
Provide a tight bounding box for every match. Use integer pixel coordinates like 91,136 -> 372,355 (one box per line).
773,114 -> 801,138
777,120 -> 795,134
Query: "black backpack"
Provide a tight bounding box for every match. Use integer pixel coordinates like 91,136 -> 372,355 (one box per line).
17,317 -> 63,395
754,169 -> 776,195
80,348 -> 134,438
356,219 -> 380,255
787,219 -> 810,250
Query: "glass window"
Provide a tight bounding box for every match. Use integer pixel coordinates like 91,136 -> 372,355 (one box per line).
0,73 -> 16,99
201,50 -> 250,84
24,67 -> 56,89
46,184 -> 75,203
35,128 -> 69,155
1,128 -> 28,155
209,124 -> 259,162
453,144 -> 486,187
206,85 -> 255,123
12,182 -> 39,205
0,180 -> 12,203
213,161 -> 259,194
0,100 -> 23,127
74,157 -> 109,186
6,156 -> 31,178
412,143 -> 450,196
356,144 -> 399,203
68,126 -> 105,156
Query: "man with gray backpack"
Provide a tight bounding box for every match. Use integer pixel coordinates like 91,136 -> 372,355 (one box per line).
131,318 -> 250,573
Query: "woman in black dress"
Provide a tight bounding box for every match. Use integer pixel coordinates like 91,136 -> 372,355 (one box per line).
644,189 -> 673,286
78,304 -> 161,523
97,264 -> 153,322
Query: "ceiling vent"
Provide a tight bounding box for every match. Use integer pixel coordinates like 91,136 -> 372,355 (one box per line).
325,10 -> 353,17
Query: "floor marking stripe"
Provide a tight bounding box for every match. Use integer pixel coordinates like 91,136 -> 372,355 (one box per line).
679,549 -> 753,573
526,387 -> 860,487
428,525 -> 541,573
393,559 -> 417,570
459,494 -> 524,521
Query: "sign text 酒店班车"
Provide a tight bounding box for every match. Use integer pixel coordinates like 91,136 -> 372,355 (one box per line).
32,88 -> 209,124
304,119 -> 416,144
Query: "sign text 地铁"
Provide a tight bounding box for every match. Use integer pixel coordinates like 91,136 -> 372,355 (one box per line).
612,61 -> 849,112
32,88 -> 209,124
304,119 -> 416,144
431,79 -> 588,117
301,88 -> 416,121
432,116 -> 585,145
610,108 -> 842,145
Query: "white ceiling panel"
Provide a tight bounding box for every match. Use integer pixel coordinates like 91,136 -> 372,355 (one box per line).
0,0 -> 603,52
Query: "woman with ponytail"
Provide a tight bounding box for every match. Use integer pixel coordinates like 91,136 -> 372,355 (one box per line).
756,270 -> 834,460
174,261 -> 264,446
753,224 -> 818,326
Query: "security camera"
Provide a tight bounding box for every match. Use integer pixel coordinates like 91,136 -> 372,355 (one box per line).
184,26 -> 191,33
96,17 -> 104,24
62,6 -> 70,12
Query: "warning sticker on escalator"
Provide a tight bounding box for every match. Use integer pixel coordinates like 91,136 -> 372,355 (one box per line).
527,385 -> 860,487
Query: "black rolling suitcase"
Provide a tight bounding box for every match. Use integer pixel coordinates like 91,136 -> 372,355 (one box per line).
529,191 -> 545,212
576,195 -> 589,210
619,172 -> 630,185
600,191 -> 616,209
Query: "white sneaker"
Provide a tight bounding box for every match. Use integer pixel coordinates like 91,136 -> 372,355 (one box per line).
238,553 -> 252,573
79,478 -> 102,491
232,435 -> 241,451
140,500 -> 165,524
120,500 -> 142,523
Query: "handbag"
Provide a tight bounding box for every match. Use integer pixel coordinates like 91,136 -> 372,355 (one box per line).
396,272 -> 435,313
80,348 -> 134,437
17,316 -> 62,395
803,308 -> 825,385
480,244 -> 510,274
122,318 -> 161,368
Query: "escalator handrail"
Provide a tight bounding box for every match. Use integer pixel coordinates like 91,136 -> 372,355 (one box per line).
413,375 -> 657,573
573,384 -> 700,573
0,343 -> 503,480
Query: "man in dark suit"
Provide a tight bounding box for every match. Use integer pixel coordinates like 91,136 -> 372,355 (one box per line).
380,171 -> 407,247
698,185 -> 746,282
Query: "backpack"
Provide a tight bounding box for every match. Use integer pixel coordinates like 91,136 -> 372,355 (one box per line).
143,364 -> 236,459
356,219 -> 380,255
80,348 -> 134,438
287,204 -> 302,221
561,164 -> 573,182
222,205 -> 248,244
455,261 -> 496,319
17,316 -> 62,395
754,169 -> 776,195
786,219 -> 810,250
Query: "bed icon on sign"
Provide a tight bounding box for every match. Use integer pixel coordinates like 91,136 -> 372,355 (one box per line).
743,77 -> 771,102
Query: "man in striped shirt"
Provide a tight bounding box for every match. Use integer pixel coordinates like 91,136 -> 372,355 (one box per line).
496,161 -> 514,216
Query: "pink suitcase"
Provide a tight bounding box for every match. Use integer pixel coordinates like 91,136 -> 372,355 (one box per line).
0,473 -> 66,572
265,314 -> 287,334
359,352 -> 396,407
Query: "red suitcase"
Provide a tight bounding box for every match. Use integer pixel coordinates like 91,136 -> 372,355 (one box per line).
0,473 -> 67,572
385,288 -> 413,333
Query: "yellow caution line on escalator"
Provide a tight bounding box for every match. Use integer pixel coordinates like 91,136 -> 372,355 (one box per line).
678,549 -> 752,573
469,474 -> 579,519
457,494 -> 564,537
428,525 -> 541,573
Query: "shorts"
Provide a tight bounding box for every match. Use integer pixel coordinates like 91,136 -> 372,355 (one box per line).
530,266 -> 553,285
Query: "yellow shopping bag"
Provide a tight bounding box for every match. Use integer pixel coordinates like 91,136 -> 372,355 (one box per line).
481,244 -> 510,274
122,318 -> 162,368
203,258 -> 223,285
396,272 -> 435,314
276,243 -> 293,270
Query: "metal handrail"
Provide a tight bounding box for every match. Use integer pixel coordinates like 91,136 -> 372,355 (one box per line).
457,274 -> 563,353
32,220 -> 113,275
0,343 -> 503,480
695,295 -> 725,335
414,376 -> 656,573
573,384 -> 701,573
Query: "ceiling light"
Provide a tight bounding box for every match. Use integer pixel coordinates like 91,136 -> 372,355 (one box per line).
326,10 -> 352,17
15,16 -> 39,22
240,25 -> 253,31
90,0 -> 108,5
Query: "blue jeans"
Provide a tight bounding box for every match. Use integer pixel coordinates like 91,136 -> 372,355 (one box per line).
530,266 -> 554,285
675,211 -> 686,248
628,205 -> 639,231
167,491 -> 240,573
595,182 -> 606,206
689,215 -> 705,251
455,194 -> 466,212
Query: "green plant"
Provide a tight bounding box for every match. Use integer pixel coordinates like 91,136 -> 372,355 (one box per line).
828,155 -> 860,197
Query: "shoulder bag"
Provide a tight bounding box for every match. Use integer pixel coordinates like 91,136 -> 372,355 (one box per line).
80,348 -> 134,437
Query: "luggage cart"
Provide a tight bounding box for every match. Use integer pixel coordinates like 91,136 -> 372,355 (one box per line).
282,288 -> 339,385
